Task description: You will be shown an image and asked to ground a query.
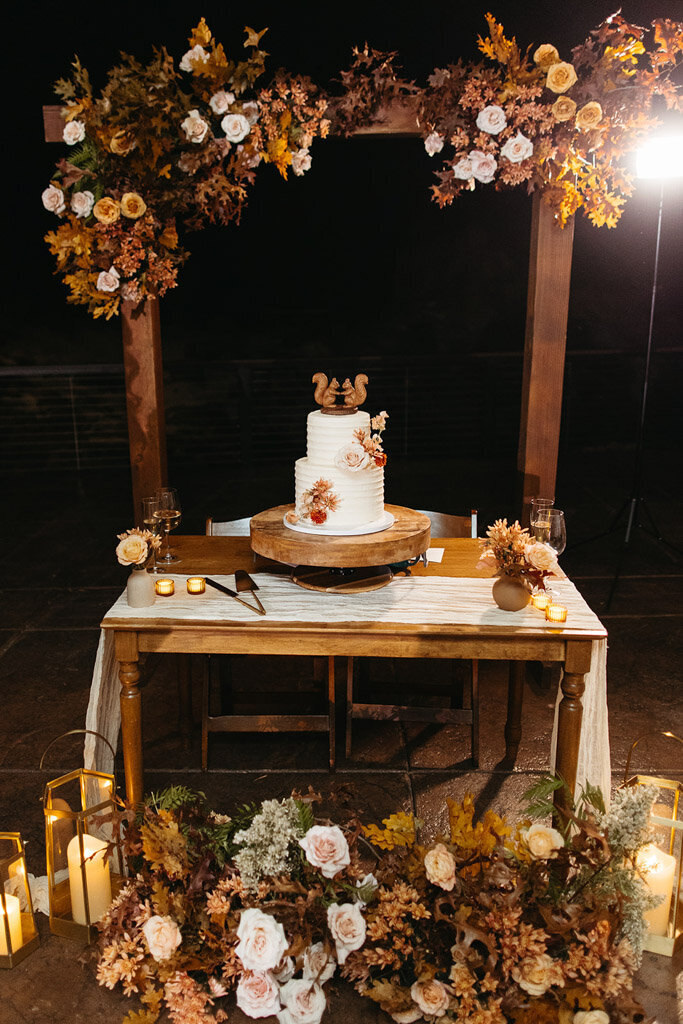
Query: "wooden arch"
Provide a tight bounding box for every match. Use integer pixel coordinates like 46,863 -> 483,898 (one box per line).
43,100 -> 574,518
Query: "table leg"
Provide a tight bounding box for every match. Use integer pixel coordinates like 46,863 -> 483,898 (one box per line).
115,632 -> 143,807
504,661 -> 525,766
328,656 -> 336,770
554,640 -> 592,815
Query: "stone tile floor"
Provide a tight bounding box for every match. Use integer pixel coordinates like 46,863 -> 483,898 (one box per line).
1,455 -> 681,1022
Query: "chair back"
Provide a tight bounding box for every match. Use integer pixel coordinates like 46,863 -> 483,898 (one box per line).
416,510 -> 478,538
205,516 -> 251,536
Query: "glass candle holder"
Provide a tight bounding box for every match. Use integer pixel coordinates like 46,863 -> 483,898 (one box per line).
531,591 -> 550,611
186,577 -> 206,594
155,578 -> 174,596
545,603 -> 568,623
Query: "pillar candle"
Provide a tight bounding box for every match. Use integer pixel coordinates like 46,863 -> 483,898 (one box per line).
67,833 -> 112,925
0,893 -> 22,955
636,843 -> 676,936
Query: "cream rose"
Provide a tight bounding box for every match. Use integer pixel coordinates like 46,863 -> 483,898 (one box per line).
222,112 -> 251,143
63,120 -> 86,146
334,443 -> 371,473
525,541 -> 558,574
42,184 -> 66,215
93,197 -> 120,225
141,915 -> 182,962
501,131 -> 533,164
120,193 -> 147,219
179,44 -> 209,72
552,96 -> 577,122
424,843 -> 457,891
574,1012 -> 610,1024
453,156 -> 475,180
326,902 -> 366,964
476,104 -> 507,135
116,532 -> 148,565
424,131 -> 444,156
302,942 -> 336,983
533,44 -> 560,70
523,822 -> 565,859
182,109 -> 209,144
71,190 -> 95,218
391,1011 -> 422,1024
410,979 -> 451,1017
97,266 -> 121,293
278,978 -> 327,1024
236,970 -> 281,1019
469,150 -> 497,184
236,908 -> 288,972
575,101 -> 603,132
546,61 -> 578,94
291,147 -> 312,176
512,953 -> 564,996
300,825 -> 350,876
209,89 -> 235,114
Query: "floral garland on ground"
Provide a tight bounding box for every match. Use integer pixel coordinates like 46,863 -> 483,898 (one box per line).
96,778 -> 659,1024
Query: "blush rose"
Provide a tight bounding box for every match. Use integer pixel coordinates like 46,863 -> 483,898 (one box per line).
291,148 -> 312,176
500,132 -> 533,164
278,978 -> 327,1024
97,267 -> 121,293
116,532 -> 148,565
235,908 -> 288,972
512,953 -> 564,996
410,979 -> 451,1017
574,1012 -> 610,1024
476,105 -> 507,135
42,185 -> 66,215
141,915 -> 182,962
63,120 -> 86,146
468,150 -> 497,184
222,113 -> 251,143
523,822 -> 565,859
302,942 -> 336,983
300,825 -> 350,876
182,110 -> 209,144
235,970 -> 281,1018
326,902 -> 366,964
71,190 -> 95,218
179,44 -> 208,72
525,542 -> 558,574
209,90 -> 235,115
424,843 -> 457,891
424,131 -> 444,156
334,444 -> 371,473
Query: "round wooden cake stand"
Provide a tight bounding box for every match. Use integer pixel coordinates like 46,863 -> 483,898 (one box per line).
250,504 -> 431,593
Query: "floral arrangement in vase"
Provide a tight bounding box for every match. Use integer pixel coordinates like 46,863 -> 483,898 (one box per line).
116,527 -> 161,571
478,518 -> 558,592
94,779 -> 658,1024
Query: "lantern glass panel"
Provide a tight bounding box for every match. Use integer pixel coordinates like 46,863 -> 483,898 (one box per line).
0,833 -> 39,967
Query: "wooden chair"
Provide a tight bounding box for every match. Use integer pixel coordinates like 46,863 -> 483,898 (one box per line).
202,516 -> 336,770
345,510 -> 479,765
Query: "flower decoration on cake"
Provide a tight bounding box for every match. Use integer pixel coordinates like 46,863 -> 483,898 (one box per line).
287,478 -> 340,526
343,409 -> 389,469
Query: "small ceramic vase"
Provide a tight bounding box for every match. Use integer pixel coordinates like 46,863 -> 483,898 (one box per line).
126,567 -> 156,607
492,574 -> 531,611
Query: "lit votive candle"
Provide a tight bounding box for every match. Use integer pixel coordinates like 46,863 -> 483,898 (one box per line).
531,591 -> 549,611
636,843 -> 676,936
545,603 -> 568,623
186,576 -> 206,594
0,893 -> 22,955
155,578 -> 174,596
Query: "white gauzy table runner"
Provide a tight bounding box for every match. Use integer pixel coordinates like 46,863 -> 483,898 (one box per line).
85,575 -> 610,798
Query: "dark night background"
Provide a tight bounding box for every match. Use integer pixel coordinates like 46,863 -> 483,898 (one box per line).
3,0 -> 683,529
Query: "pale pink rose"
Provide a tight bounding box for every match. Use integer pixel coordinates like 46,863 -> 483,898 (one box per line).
179,44 -> 209,72
326,903 -> 366,964
525,541 -> 558,573
63,120 -> 86,145
235,908 -> 288,972
291,147 -> 312,176
512,954 -> 564,996
141,915 -> 182,962
424,131 -> 444,156
181,109 -> 209,144
278,979 -> 327,1024
302,942 -> 336,983
476,104 -> 507,134
272,955 -> 295,983
468,150 -> 497,184
116,533 -> 148,565
391,1011 -> 422,1024
523,822 -> 564,859
410,979 -> 451,1017
574,1012 -> 610,1024
222,112 -> 251,143
424,843 -> 457,891
334,443 -> 371,473
475,548 -> 498,571
42,184 -> 65,215
501,131 -> 533,164
96,266 -> 120,293
299,825 -> 350,877
71,190 -> 95,218
242,100 -> 260,125
209,89 -> 235,114
236,970 -> 281,1019
452,156 -> 474,180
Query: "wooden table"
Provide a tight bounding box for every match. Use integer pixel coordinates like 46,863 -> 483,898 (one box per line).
101,535 -> 607,810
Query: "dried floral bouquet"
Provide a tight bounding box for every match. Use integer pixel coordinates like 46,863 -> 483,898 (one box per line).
95,779 -> 658,1024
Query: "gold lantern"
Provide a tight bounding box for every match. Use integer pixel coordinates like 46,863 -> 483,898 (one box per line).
0,833 -> 39,967
42,732 -> 124,942
624,731 -> 682,957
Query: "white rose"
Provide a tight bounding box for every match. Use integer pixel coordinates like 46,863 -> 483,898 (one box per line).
278,979 -> 327,1024
410,979 -> 451,1017
141,915 -> 182,962
334,443 -> 371,473
512,953 -> 564,996
476,104 -> 507,134
42,184 -> 66,215
272,956 -> 295,983
222,112 -> 251,143
523,822 -> 565,859
354,872 -> 378,905
236,970 -> 281,1019
424,843 -> 457,891
63,120 -> 86,145
97,266 -> 120,293
302,942 -> 336,983
424,131 -> 444,157
299,825 -> 350,877
291,147 -> 312,176
574,1012 -> 610,1024
525,542 -> 558,574
326,903 -> 366,964
242,100 -> 260,125
209,89 -> 235,114
181,109 -> 209,144
501,131 -> 534,164
179,44 -> 209,72
469,150 -> 497,184
71,190 -> 95,218
452,156 -> 474,180
236,908 -> 288,972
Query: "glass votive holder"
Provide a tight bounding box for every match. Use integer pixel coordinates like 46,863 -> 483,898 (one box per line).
545,603 -> 568,623
531,591 -> 550,611
186,577 -> 206,594
155,578 -> 174,596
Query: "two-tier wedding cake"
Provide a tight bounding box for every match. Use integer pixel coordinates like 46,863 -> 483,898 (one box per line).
285,372 -> 390,534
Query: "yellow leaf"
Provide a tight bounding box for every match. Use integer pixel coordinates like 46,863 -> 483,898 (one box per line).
362,811 -> 417,850
189,18 -> 212,48
157,164 -> 171,179
244,25 -> 268,49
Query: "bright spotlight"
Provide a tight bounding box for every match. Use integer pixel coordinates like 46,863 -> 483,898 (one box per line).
636,135 -> 683,179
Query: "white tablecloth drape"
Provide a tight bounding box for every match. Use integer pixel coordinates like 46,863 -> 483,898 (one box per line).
85,575 -> 610,799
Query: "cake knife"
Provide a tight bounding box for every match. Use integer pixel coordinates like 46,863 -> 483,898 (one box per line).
205,577 -> 266,615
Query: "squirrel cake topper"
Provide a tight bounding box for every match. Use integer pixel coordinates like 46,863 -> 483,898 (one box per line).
312,372 -> 369,415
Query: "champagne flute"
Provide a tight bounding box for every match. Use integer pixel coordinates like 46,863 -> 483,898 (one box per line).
154,488 -> 182,565
530,497 -> 554,542
141,495 -> 163,574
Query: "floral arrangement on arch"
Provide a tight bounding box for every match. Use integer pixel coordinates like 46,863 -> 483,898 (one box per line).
42,19 -> 329,319
115,527 -> 161,571
478,518 -> 559,591
95,779 -> 658,1024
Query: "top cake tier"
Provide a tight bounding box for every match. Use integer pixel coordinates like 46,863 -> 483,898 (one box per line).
306,409 -> 371,461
